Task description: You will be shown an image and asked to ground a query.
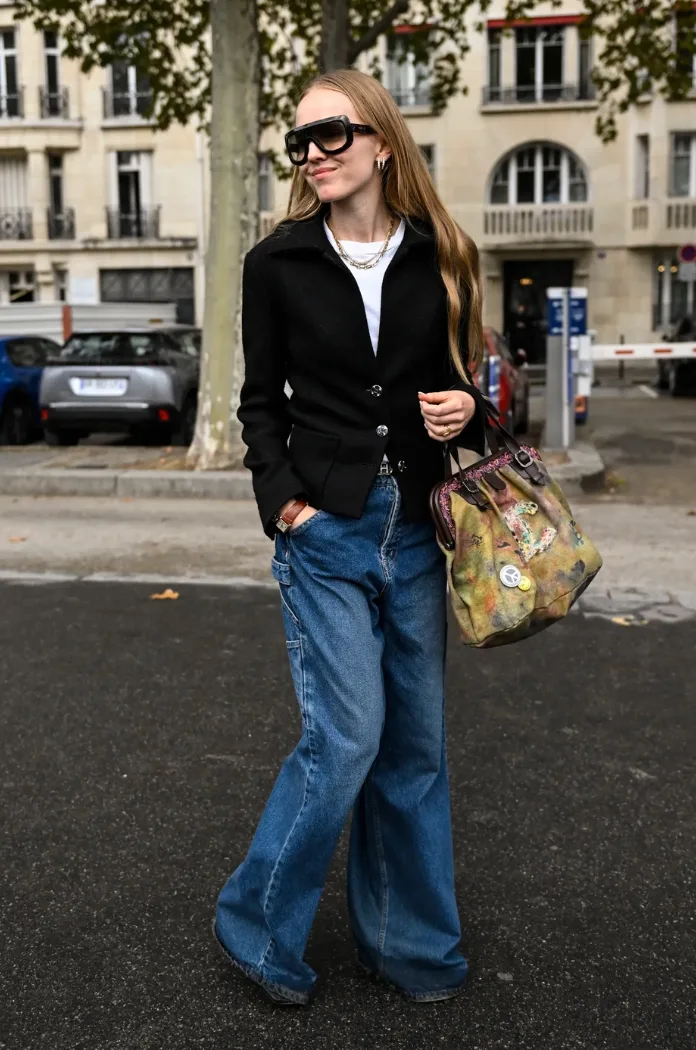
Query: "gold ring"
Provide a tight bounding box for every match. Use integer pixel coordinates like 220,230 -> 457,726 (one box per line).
443,425 -> 451,436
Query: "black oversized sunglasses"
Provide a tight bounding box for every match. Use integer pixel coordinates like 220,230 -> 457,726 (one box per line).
284,114 -> 376,166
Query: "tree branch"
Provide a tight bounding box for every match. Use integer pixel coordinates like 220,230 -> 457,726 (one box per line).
347,0 -> 410,63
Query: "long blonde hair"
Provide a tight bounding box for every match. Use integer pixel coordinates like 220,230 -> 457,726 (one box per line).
283,68 -> 483,377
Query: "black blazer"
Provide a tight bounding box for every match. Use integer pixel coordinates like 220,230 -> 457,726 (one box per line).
237,206 -> 487,539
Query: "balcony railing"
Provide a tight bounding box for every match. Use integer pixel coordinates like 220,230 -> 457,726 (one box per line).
482,83 -> 596,105
39,87 -> 70,119
47,207 -> 75,240
389,85 -> 431,107
106,206 -> 161,239
666,200 -> 696,230
102,88 -> 154,119
0,208 -> 33,240
0,90 -> 24,118
483,204 -> 594,243
628,198 -> 696,245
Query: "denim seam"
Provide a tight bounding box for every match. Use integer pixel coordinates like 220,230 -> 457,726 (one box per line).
377,477 -> 401,595
213,919 -> 310,1005
367,764 -> 390,964
258,627 -> 315,975
278,586 -> 300,628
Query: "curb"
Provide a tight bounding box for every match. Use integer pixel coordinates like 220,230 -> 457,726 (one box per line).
0,468 -> 255,500
0,442 -> 605,502
541,441 -> 606,498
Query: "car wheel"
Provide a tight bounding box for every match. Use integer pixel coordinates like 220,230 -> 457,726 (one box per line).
668,363 -> 684,397
515,397 -> 530,436
656,361 -> 670,390
44,428 -> 81,447
0,397 -> 35,446
173,395 -> 197,447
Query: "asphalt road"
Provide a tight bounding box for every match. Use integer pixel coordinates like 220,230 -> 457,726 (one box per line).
1,580 -> 694,1050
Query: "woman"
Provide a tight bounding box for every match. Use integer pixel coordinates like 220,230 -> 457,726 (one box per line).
214,68 -> 488,1007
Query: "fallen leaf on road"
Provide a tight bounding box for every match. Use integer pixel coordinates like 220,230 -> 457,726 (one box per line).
8,536 -> 27,543
610,614 -> 647,627
150,588 -> 180,600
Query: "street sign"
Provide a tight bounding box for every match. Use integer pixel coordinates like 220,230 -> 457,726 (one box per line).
546,293 -> 564,336
678,244 -> 696,263
678,261 -> 696,282
547,286 -> 587,335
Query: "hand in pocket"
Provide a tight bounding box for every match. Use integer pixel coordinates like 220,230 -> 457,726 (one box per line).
289,505 -> 321,531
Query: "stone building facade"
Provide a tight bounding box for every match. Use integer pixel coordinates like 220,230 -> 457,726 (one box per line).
1,0 -> 695,351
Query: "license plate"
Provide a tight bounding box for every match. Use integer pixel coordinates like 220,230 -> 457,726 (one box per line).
70,378 -> 128,396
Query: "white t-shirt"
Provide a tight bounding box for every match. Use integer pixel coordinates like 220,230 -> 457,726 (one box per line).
324,217 -> 406,464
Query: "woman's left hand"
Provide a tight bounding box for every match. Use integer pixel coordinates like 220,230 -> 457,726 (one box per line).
418,389 -> 476,443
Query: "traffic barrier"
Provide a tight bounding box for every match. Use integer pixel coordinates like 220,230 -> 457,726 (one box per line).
592,343 -> 696,361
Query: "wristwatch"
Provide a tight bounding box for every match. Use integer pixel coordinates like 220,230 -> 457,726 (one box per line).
273,498 -> 308,533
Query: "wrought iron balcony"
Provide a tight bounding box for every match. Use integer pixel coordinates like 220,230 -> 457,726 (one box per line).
106,206 -> 161,239
39,86 -> 70,119
389,85 -> 432,107
102,88 -> 154,119
482,83 -> 596,105
0,208 -> 33,240
0,89 -> 24,118
47,207 -> 75,240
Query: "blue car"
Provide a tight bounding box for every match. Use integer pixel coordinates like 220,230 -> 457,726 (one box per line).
0,335 -> 62,445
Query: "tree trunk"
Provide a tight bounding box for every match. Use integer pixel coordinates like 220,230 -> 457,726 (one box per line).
319,0 -> 350,72
187,0 -> 259,471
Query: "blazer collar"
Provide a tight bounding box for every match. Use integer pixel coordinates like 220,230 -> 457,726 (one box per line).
265,204 -> 435,257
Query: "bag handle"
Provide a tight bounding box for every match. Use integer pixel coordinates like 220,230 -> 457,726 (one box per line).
442,397 -> 546,487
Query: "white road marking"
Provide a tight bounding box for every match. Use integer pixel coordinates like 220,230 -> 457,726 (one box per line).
639,384 -> 659,399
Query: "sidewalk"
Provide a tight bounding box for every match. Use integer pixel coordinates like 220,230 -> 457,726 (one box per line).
0,445 -> 255,499
0,430 -> 604,500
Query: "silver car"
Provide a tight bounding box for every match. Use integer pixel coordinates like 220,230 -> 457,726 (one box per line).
39,327 -> 200,446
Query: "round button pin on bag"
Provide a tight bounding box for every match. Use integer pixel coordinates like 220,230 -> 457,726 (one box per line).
499,564 -> 522,588
517,575 -> 532,592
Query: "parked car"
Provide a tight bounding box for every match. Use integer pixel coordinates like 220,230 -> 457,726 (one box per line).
475,326 -> 531,434
657,320 -> 696,396
0,334 -> 62,445
39,326 -> 201,446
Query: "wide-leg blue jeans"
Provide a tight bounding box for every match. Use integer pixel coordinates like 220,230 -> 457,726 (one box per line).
215,475 -> 467,1003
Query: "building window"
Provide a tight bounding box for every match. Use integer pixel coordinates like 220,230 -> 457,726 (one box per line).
487,29 -> 502,102
636,135 -> 650,200
385,32 -> 431,108
515,26 -> 564,103
578,34 -> 593,98
107,151 -> 155,237
671,133 -> 696,197
108,61 -> 152,118
9,270 -> 35,302
653,255 -> 693,330
419,144 -> 435,181
48,153 -> 63,214
0,29 -> 20,117
258,153 -> 273,213
54,266 -> 67,302
675,10 -> 696,86
489,143 -> 588,205
41,29 -> 62,117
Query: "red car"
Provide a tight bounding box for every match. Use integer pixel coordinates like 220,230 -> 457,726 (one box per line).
473,327 -> 531,435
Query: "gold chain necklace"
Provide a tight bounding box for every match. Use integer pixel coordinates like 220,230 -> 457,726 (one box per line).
327,214 -> 398,270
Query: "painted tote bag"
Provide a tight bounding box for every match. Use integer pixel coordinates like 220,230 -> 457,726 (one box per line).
429,408 -> 602,648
